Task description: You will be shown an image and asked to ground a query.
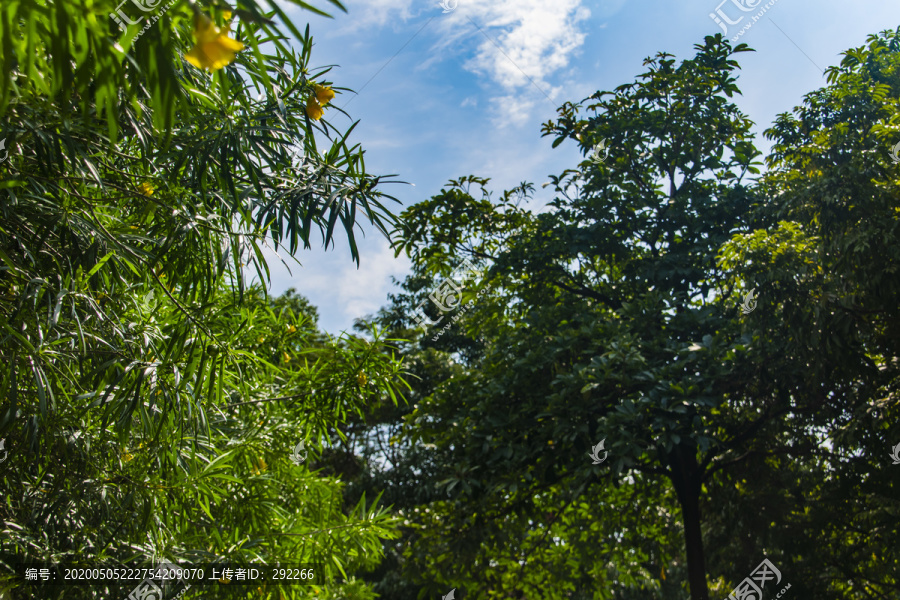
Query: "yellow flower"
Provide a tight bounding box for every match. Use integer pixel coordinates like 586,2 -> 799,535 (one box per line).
305,96 -> 324,121
287,325 -> 296,333
357,372 -> 367,387
305,84 -> 334,121
282,352 -> 291,364
138,182 -> 154,196
251,456 -> 267,474
184,13 -> 244,71
314,84 -> 334,106
123,452 -> 134,462
222,10 -> 232,20
257,335 -> 265,344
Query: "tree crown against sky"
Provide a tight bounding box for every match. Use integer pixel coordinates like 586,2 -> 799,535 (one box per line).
357,30 -> 900,600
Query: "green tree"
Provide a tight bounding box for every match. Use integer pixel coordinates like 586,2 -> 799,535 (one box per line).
714,27 -> 900,598
374,31 -> 898,600
385,35 -> 762,600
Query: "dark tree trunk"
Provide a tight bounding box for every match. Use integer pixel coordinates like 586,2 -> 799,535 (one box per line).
667,442 -> 709,600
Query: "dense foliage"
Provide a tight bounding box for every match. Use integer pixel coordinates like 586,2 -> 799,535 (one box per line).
0,1 -> 408,598
355,31 -> 900,600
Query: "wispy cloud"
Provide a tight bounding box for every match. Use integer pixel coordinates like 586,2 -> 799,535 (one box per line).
263,236 -> 412,334
424,0 -> 591,125
324,0 -> 592,122
326,0 -> 419,30
453,0 -> 591,92
489,92 -> 539,127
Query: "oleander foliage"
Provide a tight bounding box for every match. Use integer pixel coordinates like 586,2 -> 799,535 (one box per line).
0,1 -> 408,599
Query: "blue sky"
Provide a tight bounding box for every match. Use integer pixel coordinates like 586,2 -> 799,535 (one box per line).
259,0 -> 900,335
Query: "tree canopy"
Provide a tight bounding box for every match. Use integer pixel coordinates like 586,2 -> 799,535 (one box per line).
359,30 -> 900,600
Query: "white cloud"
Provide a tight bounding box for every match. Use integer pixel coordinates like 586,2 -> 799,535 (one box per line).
317,0 -> 419,31
455,0 -> 591,92
489,93 -> 537,128
330,239 -> 411,324
329,0 -> 592,122
260,235 -> 412,334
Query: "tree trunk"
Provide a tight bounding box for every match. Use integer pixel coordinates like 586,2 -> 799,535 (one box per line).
667,442 -> 709,600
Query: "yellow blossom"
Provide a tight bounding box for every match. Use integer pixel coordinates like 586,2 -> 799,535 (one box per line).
305,96 -> 324,121
305,84 -> 334,121
287,325 -> 296,333
222,10 -> 232,20
282,352 -> 291,364
123,452 -> 134,462
314,84 -> 334,106
184,13 -> 244,71
138,182 -> 154,196
251,456 -> 267,475
357,372 -> 367,387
